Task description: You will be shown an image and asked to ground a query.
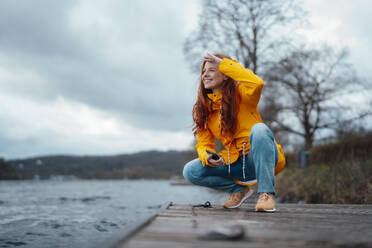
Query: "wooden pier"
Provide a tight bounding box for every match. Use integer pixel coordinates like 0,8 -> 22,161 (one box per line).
107,203 -> 372,248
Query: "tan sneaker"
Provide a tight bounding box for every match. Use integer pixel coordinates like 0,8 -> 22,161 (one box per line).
223,187 -> 254,209
255,193 -> 276,212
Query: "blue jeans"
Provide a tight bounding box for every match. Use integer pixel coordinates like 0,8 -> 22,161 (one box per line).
183,123 -> 278,195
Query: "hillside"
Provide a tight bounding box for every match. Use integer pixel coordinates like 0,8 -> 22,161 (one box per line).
0,150 -> 196,180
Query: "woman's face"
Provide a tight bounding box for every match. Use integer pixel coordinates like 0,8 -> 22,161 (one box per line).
202,62 -> 227,92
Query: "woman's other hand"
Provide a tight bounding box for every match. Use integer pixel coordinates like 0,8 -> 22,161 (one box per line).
204,53 -> 222,65
206,153 -> 225,166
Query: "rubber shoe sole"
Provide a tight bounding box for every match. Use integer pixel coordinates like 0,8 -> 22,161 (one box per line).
223,189 -> 254,209
256,208 -> 276,212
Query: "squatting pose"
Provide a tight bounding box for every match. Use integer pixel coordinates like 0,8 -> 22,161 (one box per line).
183,53 -> 285,212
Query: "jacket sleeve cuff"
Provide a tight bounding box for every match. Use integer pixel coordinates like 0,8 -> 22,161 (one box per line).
197,148 -> 215,167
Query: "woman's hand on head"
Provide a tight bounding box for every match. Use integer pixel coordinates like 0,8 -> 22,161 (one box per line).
206,153 -> 225,166
204,53 -> 222,66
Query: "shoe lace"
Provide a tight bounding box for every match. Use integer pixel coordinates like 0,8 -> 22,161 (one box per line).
228,193 -> 235,201
233,191 -> 245,201
229,188 -> 249,202
259,193 -> 270,201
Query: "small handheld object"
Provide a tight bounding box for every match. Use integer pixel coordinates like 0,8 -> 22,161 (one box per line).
206,149 -> 220,160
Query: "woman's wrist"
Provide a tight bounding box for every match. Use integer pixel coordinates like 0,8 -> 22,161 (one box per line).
204,53 -> 222,66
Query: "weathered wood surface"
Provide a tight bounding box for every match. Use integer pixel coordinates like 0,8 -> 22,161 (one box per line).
119,203 -> 372,248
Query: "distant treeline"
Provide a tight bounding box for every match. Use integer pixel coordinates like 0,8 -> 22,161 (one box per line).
0,150 -> 197,180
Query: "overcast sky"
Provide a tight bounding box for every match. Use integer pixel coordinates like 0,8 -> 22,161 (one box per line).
1,0 -> 371,160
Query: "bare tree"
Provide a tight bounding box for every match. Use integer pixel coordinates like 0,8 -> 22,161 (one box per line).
183,0 -> 371,150
183,0 -> 305,74
265,46 -> 370,149
183,0 -> 305,147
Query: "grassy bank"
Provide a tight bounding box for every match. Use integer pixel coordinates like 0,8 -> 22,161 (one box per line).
276,134 -> 372,204
276,160 -> 372,204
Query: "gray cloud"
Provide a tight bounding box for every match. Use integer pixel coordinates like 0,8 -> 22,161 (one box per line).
0,0 -> 198,133
2,0 -> 369,159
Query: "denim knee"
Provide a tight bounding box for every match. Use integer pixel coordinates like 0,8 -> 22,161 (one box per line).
183,159 -> 203,184
250,123 -> 273,140
182,162 -> 191,181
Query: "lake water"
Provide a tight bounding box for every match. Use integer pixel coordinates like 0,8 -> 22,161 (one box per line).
0,179 -> 229,248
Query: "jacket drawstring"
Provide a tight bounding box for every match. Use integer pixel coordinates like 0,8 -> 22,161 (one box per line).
242,142 -> 246,180
218,101 -> 231,174
227,147 -> 231,175
218,104 -> 222,128
210,96 -> 237,178
228,143 -> 246,179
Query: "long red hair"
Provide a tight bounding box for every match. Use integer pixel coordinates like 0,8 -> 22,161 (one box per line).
192,54 -> 239,137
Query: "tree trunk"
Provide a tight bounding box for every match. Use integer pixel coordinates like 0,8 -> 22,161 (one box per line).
304,132 -> 313,150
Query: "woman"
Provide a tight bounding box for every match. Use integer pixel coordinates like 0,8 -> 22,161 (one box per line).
183,53 -> 285,212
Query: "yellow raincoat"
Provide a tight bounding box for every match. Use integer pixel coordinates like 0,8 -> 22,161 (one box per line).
196,58 -> 285,184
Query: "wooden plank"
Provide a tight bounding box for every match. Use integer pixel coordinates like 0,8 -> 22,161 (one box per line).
117,203 -> 372,248
94,202 -> 172,248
